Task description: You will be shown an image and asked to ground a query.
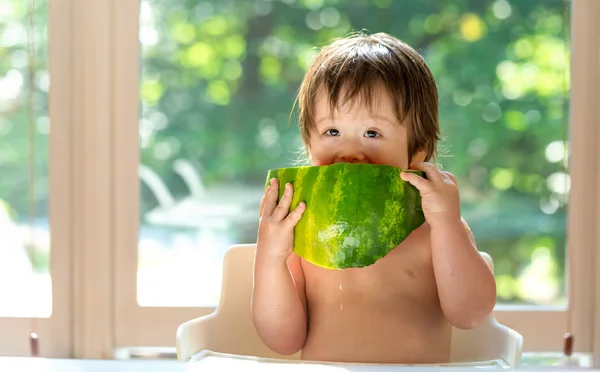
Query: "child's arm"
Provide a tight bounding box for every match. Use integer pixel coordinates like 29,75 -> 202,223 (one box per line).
429,217 -> 496,329
251,179 -> 308,354
252,253 -> 307,355
401,163 -> 496,330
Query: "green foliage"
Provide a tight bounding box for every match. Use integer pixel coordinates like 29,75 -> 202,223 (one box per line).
1,0 -> 570,304
138,0 -> 570,304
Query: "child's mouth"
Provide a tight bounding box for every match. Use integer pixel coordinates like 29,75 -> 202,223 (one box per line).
331,160 -> 372,165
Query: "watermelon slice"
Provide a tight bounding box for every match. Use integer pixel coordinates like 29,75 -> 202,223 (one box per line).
265,163 -> 425,269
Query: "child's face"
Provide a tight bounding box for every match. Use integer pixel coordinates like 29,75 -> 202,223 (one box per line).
308,86 -> 426,169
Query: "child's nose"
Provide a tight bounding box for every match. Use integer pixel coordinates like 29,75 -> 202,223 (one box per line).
336,150 -> 366,164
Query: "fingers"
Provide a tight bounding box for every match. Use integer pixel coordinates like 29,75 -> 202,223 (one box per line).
259,189 -> 274,217
259,181 -> 271,216
261,179 -> 278,217
410,162 -> 443,182
400,170 -> 432,192
402,163 -> 459,192
262,180 -> 306,228
272,182 -> 294,221
283,201 -> 306,230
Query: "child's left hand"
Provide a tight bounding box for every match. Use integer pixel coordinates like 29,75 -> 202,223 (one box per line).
400,162 -> 461,228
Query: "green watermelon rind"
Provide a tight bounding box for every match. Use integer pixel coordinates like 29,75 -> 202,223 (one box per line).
265,163 -> 425,270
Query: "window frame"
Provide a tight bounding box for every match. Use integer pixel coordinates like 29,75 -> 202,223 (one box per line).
0,0 -> 74,357
496,0 -> 600,358
568,0 -> 600,365
108,0 -> 600,357
2,0 -> 599,361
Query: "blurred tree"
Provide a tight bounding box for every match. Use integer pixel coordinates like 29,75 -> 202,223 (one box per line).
1,0 -> 570,304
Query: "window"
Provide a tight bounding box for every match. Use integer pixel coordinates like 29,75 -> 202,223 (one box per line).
0,0 -> 51,320
0,0 -> 71,357
3,0 -> 599,362
114,0 -> 584,353
135,0 -> 572,308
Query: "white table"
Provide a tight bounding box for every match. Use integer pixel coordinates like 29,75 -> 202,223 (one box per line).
0,357 -> 185,372
0,356 -> 595,371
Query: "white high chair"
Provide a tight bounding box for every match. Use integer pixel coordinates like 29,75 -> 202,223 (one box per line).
176,244 -> 523,368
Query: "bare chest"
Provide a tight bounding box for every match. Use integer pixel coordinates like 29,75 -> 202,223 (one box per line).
298,224 -> 450,363
301,224 -> 440,309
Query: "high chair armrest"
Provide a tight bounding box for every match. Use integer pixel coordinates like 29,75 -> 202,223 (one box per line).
176,313 -> 218,361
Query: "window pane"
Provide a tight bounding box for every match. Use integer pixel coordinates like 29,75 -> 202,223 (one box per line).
0,1 -> 51,317
138,0 -> 569,307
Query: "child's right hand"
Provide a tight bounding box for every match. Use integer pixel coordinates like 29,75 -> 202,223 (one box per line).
256,178 -> 306,263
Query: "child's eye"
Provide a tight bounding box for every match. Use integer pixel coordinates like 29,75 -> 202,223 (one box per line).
325,128 -> 340,136
364,130 -> 380,138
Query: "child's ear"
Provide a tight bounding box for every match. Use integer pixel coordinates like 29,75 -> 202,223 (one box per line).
410,149 -> 428,164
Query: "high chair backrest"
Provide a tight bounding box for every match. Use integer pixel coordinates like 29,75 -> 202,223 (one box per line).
177,244 -> 297,361
176,244 -> 523,366
449,252 -> 523,365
